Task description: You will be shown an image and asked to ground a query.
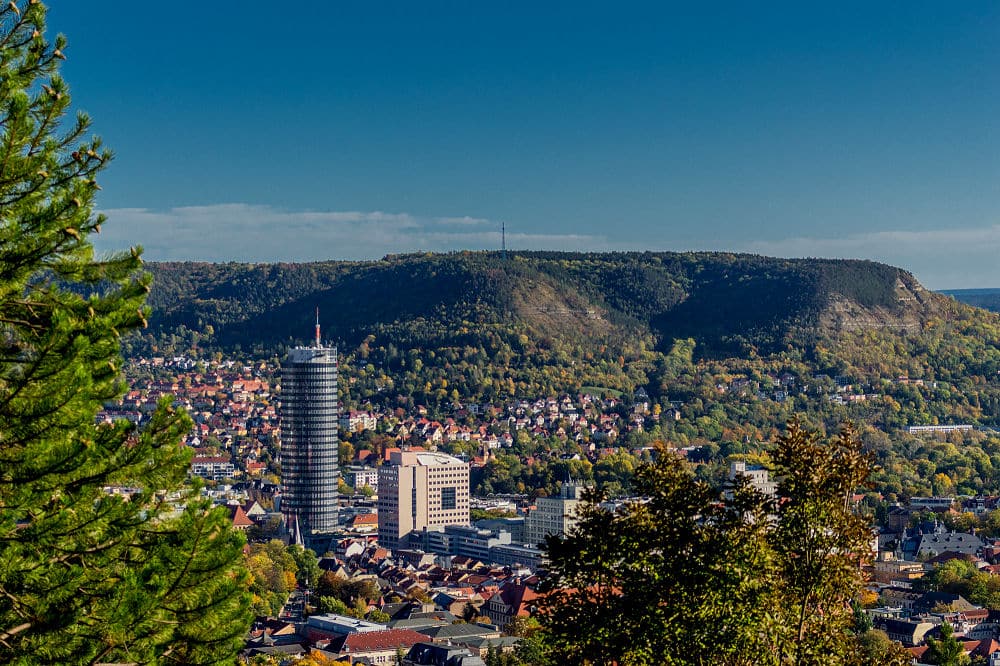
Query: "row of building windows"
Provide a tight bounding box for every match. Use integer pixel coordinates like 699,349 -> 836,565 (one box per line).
283,462 -> 338,471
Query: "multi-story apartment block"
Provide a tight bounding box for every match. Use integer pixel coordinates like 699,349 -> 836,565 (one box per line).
343,466 -> 379,493
525,479 -> 584,546
190,456 -> 235,481
339,410 -> 378,432
377,451 -> 470,551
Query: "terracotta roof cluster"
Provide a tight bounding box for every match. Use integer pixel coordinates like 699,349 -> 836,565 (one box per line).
337,628 -> 429,654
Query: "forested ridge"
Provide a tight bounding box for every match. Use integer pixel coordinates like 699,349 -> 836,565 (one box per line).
142,251 -> 933,357
131,252 -> 1000,502
137,251 -> 951,407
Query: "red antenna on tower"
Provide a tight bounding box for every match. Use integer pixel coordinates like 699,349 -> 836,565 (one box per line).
315,307 -> 321,347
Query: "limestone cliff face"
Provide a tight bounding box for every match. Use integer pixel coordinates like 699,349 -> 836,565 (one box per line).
816,273 -> 945,334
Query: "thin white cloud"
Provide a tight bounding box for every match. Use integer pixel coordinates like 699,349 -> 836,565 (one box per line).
743,224 -> 1000,289
93,204 -> 612,262
93,203 -> 1000,288
434,216 -> 492,226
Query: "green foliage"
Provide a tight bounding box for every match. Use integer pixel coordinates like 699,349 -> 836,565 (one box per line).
486,642 -> 541,666
288,544 -> 321,588
366,609 -> 391,624
141,252 -> 934,354
852,601 -> 873,634
470,507 -> 516,521
539,449 -> 773,664
314,571 -> 380,616
850,630 -> 912,666
476,453 -> 602,498
920,559 -> 1000,610
125,245 -> 1000,504
315,597 -> 349,616
770,422 -> 874,664
924,622 -> 969,666
512,632 -> 554,666
128,251 -> 1000,503
0,4 -> 250,662
132,251 -> 935,395
945,289 -> 1000,313
247,540 -> 299,616
539,422 -> 888,666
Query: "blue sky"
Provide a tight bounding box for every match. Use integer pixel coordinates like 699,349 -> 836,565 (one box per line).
49,2 -> 999,288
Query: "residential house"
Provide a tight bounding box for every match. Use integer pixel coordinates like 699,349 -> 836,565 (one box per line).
875,618 -> 937,646
483,581 -> 538,629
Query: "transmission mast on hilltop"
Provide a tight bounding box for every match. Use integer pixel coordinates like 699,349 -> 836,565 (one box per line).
501,221 -> 507,261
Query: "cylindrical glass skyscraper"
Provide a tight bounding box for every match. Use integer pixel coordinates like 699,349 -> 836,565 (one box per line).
280,345 -> 338,543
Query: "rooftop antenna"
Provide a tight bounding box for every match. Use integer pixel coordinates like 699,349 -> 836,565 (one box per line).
501,221 -> 507,261
315,307 -> 321,347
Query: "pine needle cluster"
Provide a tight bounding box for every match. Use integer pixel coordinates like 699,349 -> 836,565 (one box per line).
0,3 -> 252,663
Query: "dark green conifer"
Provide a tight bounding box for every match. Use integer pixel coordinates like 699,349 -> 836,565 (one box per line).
0,2 -> 251,663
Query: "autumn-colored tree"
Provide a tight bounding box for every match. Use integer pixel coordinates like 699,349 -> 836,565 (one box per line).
540,448 -> 775,664
770,421 -> 875,664
540,421 -> 889,666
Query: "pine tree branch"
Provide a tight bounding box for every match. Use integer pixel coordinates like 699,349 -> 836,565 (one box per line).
0,6 -> 24,52
0,620 -> 32,647
28,94 -> 61,154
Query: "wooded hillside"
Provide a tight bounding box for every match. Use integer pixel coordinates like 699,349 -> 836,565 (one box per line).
131,252 -> 1000,500
142,251 -> 944,358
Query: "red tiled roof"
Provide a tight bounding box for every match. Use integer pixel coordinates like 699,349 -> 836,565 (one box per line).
229,505 -> 254,528
341,629 -> 429,654
496,581 -> 539,617
914,640 -> 992,659
972,639 -> 1000,658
